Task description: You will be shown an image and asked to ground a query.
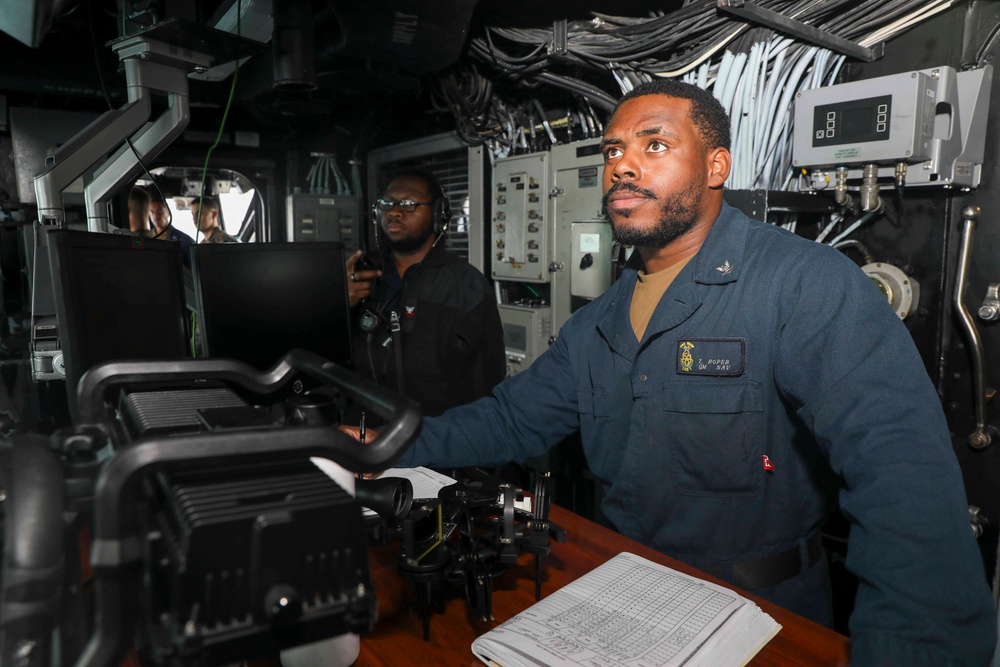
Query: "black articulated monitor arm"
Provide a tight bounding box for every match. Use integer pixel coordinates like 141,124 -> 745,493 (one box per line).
76,348 -> 420,472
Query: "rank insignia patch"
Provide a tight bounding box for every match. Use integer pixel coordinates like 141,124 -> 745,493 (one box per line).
679,341 -> 695,372
676,338 -> 746,376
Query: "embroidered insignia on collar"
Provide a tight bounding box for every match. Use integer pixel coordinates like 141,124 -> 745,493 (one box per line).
716,260 -> 733,275
404,305 -> 416,318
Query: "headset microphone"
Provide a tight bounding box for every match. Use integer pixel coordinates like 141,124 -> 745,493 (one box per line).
430,196 -> 451,248
365,201 -> 390,256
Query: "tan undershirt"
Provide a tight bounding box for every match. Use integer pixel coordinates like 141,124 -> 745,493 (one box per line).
630,253 -> 696,341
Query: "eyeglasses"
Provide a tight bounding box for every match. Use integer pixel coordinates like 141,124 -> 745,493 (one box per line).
375,198 -> 433,213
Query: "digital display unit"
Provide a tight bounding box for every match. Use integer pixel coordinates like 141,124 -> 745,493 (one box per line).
503,322 -> 527,353
810,94 -> 892,148
48,230 -> 189,418
192,242 -> 352,371
498,303 -> 551,377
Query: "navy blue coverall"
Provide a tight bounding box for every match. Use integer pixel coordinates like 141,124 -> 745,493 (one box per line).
397,203 -> 996,666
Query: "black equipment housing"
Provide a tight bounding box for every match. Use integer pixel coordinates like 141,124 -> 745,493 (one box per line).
137,460 -> 374,665
2,350 -> 420,667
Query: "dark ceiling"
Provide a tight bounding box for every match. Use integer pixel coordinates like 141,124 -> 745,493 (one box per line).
0,0 -> 680,150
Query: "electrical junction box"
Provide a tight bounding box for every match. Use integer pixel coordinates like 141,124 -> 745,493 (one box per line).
286,193 -> 358,245
498,303 -> 551,377
491,152 -> 550,282
792,65 -> 992,189
549,139 -> 609,334
570,221 -> 613,300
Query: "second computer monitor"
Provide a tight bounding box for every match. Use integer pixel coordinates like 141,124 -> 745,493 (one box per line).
192,242 -> 352,370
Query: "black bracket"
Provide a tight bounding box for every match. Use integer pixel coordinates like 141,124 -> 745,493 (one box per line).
716,0 -> 885,62
551,19 -> 569,57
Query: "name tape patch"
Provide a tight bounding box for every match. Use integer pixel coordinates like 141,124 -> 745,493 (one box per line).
677,338 -> 746,376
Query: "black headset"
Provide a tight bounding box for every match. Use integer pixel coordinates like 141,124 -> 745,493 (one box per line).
431,195 -> 451,237
423,170 -> 451,238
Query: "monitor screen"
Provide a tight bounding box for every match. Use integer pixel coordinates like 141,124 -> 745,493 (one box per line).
48,230 -> 189,418
192,242 -> 352,370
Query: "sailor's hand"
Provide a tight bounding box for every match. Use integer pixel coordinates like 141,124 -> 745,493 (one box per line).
338,424 -> 383,479
339,423 -> 382,442
346,250 -> 382,308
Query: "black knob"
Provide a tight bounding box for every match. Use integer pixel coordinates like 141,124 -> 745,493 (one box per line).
51,426 -> 104,462
284,394 -> 335,426
579,253 -> 594,270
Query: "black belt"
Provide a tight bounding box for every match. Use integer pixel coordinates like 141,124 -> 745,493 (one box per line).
700,531 -> 824,591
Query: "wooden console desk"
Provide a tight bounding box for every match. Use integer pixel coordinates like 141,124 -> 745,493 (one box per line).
358,503 -> 851,666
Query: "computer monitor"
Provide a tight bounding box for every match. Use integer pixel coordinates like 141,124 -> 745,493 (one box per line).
48,230 -> 189,419
191,242 -> 352,371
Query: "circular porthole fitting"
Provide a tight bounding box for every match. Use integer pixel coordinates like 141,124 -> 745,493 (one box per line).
862,262 -> 920,320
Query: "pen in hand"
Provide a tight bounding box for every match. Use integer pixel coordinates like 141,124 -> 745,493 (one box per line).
359,412 -> 366,446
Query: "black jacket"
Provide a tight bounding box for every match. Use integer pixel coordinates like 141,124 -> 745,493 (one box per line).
352,242 -> 505,418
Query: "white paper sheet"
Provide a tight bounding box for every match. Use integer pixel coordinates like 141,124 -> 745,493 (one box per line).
472,552 -> 780,667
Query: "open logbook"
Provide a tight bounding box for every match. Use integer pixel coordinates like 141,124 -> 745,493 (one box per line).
472,552 -> 780,667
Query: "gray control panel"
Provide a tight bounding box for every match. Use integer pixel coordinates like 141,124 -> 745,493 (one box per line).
286,194 -> 358,245
793,65 -> 993,189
